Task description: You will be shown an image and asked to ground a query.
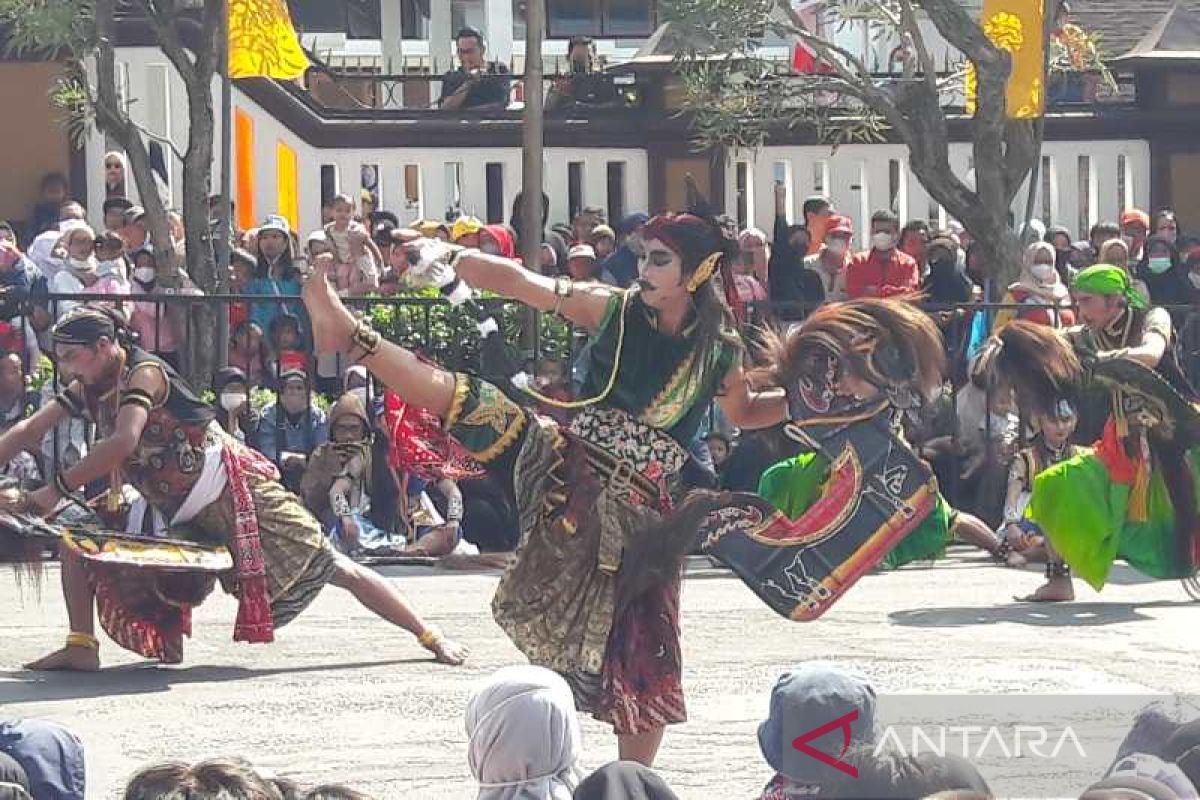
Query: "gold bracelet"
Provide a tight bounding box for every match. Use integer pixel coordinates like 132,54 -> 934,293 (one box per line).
417,627 -> 443,649
66,632 -> 99,650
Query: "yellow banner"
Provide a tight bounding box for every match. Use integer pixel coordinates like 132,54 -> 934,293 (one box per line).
967,0 -> 1045,119
229,0 -> 309,81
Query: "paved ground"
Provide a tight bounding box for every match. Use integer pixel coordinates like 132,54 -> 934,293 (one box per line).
2,551 -> 1199,799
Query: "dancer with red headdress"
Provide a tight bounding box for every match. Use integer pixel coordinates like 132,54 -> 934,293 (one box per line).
302,212 -> 789,765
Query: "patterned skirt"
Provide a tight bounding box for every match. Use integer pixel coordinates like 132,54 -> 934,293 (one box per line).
92,462 -> 337,662
445,374 -> 689,734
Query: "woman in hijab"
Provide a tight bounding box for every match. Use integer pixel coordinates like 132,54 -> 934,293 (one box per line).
466,666 -> 583,800
572,762 -> 678,800
103,151 -> 127,199
992,241 -> 1075,331
1100,238 -> 1151,304
48,224 -> 101,319
1137,235 -> 1192,310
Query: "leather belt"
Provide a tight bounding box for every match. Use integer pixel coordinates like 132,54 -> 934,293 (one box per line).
577,437 -> 661,504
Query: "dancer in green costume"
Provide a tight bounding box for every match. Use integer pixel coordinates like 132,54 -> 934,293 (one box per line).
982,265 -> 1199,602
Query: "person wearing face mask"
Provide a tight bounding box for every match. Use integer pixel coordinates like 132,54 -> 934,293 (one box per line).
212,366 -> 259,449
1136,235 -> 1191,312
48,224 -> 101,320
802,215 -> 852,302
844,210 -> 920,300
126,245 -> 200,372
992,241 -> 1075,331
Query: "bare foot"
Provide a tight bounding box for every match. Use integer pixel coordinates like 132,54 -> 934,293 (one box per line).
24,644 -> 100,672
301,254 -> 356,353
428,636 -> 469,666
1014,577 -> 1075,602
407,525 -> 458,558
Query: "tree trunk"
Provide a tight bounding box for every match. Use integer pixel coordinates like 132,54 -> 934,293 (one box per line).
181,68 -> 218,387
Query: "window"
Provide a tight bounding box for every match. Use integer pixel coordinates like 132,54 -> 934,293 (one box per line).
321,165 -> 338,209
445,162 -> 464,219
485,162 -> 505,224
1078,155 -> 1091,238
607,162 -> 626,224
403,164 -> 422,216
735,162 -> 749,231
568,161 -> 585,223
401,0 -> 429,40
289,0 -> 382,39
546,0 -> 657,38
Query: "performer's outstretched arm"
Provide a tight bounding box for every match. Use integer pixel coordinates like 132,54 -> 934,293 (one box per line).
717,364 -> 788,430
453,251 -> 616,334
0,395 -> 70,468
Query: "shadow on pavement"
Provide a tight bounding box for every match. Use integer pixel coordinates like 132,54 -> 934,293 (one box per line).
0,657 -> 426,703
888,600 -> 1191,628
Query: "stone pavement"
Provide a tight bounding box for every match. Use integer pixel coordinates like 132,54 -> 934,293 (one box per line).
2,551 -> 1198,799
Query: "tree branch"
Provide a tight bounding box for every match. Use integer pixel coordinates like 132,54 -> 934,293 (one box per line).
132,0 -> 198,87
897,0 -> 938,95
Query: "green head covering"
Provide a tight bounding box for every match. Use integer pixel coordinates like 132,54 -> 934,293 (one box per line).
1071,264 -> 1148,309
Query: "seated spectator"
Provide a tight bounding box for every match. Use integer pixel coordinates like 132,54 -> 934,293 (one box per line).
599,213 -> 648,288
573,762 -> 679,799
452,216 -> 484,248
1099,238 -> 1151,305
479,224 -> 517,260
229,319 -> 268,389
992,242 -> 1074,331
768,184 -> 824,318
802,214 -> 851,303
213,366 -> 259,449
48,224 -> 101,319
301,392 -> 402,557
1089,220 -> 1121,254
572,207 -> 605,245
268,313 -> 309,380
465,666 -> 583,799
0,353 -> 40,483
248,215 -> 304,337
589,224 -> 616,260
757,663 -> 878,798
566,244 -> 615,284
123,757 -> 278,800
922,235 -> 973,306
28,173 -> 70,240
844,210 -> 920,299
1138,235 -> 1192,310
546,35 -> 620,113
0,718 -> 85,800
439,28 -> 511,111
257,369 -> 328,492
1122,208 -> 1151,262
127,246 -> 199,372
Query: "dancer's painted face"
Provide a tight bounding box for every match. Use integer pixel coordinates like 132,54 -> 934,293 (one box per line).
636,238 -> 684,309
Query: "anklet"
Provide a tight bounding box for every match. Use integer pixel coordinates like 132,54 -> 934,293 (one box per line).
417,628 -> 443,649
1045,561 -> 1071,579
66,632 -> 99,650
348,319 -> 381,361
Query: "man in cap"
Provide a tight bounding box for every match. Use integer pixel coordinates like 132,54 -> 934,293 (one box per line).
451,216 -> 483,248
802,214 -> 852,302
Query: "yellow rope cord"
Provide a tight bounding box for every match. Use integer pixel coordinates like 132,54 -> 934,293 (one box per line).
523,289 -> 634,410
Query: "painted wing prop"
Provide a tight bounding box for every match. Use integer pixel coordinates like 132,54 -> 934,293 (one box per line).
702,401 -> 938,621
1091,356 -> 1200,446
0,512 -> 233,572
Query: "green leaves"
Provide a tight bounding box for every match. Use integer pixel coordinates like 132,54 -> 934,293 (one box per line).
0,0 -> 96,58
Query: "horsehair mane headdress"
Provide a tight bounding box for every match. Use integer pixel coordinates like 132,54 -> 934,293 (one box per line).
768,296 -> 946,407
976,320 -> 1082,420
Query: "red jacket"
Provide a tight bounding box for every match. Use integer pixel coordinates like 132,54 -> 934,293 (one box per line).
844,248 -> 920,299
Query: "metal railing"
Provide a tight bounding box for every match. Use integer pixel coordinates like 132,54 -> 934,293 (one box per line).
6,292 -> 1200,525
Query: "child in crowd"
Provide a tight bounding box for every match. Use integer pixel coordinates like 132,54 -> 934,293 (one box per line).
268,313 -> 309,381
227,248 -> 256,334
998,400 -> 1085,567
228,319 -> 268,389
324,194 -> 382,296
